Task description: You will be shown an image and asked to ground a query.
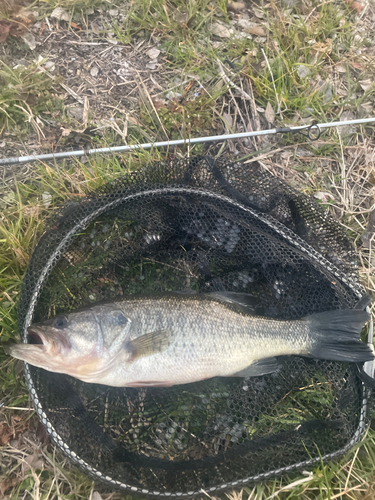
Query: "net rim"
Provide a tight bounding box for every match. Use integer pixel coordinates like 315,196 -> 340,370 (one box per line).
20,184 -> 370,497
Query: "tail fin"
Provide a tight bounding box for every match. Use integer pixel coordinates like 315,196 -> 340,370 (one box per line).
307,309 -> 373,363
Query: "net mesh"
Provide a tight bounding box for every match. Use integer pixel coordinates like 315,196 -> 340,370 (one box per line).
18,156 -> 372,497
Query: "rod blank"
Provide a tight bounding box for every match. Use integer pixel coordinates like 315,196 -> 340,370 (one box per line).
1,117 -> 375,166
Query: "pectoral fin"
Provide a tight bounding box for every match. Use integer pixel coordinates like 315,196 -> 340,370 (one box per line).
125,329 -> 174,361
230,357 -> 282,378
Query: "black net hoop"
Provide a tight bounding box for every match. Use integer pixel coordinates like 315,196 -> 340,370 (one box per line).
18,156 -> 373,498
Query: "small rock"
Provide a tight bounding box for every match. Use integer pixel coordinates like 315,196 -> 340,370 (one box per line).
296,146 -> 312,158
146,62 -> 158,69
108,9 -> 120,17
67,106 -> 84,121
45,61 -> 55,71
297,65 -> 310,79
50,7 -> 70,22
166,91 -> 183,100
254,36 -> 266,44
146,47 -> 161,60
238,18 -> 253,30
90,66 -> 99,77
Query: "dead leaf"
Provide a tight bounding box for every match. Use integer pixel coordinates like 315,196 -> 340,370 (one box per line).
35,420 -> 49,446
60,127 -> 71,137
0,22 -> 11,43
222,112 -> 233,129
146,47 -> 161,60
0,423 -> 13,446
314,191 -> 334,204
90,492 -> 103,500
245,24 -> 266,36
265,102 -> 275,124
227,1 -> 245,12
211,22 -> 231,38
70,21 -> 81,30
0,6 -> 35,44
22,451 -> 44,475
38,21 -> 45,35
351,61 -> 364,70
253,8 -> 265,18
360,79 -> 373,91
24,204 -> 41,216
310,39 -> 332,63
128,116 -> 140,125
344,0 -> 364,12
336,64 -> 346,73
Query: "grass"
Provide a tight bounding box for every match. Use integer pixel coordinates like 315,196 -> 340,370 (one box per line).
1,0 -> 375,498
0,60 -> 63,136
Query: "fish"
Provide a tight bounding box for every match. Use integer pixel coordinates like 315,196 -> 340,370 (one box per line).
7,292 -> 373,387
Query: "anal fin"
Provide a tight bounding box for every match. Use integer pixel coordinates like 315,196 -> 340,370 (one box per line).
230,357 -> 282,378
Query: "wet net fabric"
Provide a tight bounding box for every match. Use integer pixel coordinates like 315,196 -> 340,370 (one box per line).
18,156 -> 372,497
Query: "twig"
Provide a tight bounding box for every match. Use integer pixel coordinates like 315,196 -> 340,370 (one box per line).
216,59 -> 253,101
217,61 -> 247,133
220,60 -> 262,148
136,71 -> 169,140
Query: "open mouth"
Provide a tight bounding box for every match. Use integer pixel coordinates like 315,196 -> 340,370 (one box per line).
27,329 -> 44,345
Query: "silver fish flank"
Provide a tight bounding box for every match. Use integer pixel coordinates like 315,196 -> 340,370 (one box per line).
7,292 -> 373,387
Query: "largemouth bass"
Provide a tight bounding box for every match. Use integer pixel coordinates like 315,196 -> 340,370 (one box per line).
8,293 -> 373,387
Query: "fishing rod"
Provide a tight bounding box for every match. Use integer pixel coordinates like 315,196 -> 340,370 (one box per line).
1,117 -> 375,166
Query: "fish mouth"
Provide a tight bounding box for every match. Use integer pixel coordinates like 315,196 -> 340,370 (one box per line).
6,325 -> 73,370
27,325 -> 72,353
28,328 -> 45,345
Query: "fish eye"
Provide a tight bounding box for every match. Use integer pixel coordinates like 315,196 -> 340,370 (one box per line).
53,316 -> 68,329
115,313 -> 129,325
